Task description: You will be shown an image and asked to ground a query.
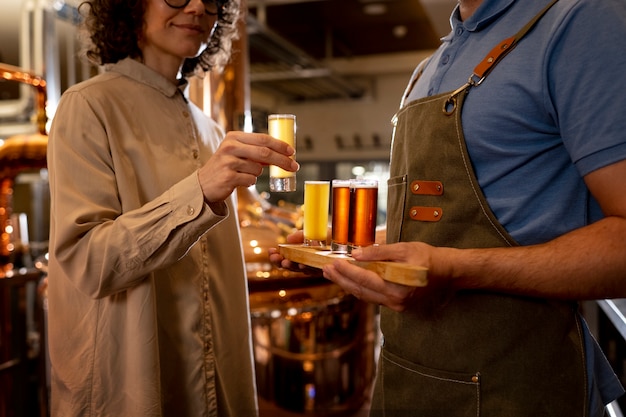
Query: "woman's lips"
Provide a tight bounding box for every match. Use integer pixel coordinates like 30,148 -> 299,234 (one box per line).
175,23 -> 205,34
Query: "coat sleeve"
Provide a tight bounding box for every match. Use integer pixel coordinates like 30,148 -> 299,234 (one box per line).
48,89 -> 228,299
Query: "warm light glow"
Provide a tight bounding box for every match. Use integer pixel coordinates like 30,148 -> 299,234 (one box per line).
393,25 -> 408,38
363,3 -> 387,15
352,166 -> 366,176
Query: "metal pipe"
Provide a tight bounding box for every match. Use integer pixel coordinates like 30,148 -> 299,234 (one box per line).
0,63 -> 48,135
0,63 -> 48,276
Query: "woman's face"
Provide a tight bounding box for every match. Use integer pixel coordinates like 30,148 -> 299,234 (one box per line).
140,0 -> 219,77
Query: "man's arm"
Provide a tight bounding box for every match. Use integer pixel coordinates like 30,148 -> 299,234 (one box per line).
321,159 -> 626,310
446,159 -> 626,299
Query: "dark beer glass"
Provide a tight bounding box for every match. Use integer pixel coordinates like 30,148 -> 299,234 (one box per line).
348,179 -> 378,251
330,180 -> 351,253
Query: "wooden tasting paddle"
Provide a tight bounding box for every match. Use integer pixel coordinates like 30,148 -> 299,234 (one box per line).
278,244 -> 428,287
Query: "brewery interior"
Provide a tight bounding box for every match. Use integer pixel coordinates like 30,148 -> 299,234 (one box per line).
1,0 -> 625,416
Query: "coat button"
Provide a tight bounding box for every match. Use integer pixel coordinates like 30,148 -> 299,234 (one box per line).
187,206 -> 195,216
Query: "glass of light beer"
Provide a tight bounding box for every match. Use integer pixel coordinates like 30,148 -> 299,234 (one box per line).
268,114 -> 297,192
330,180 -> 351,253
303,181 -> 330,247
348,179 -> 378,252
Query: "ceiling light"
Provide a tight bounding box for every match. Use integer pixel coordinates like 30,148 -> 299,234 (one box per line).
363,3 -> 387,15
393,25 -> 408,38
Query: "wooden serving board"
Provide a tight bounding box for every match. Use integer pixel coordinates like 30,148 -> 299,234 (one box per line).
279,244 -> 428,287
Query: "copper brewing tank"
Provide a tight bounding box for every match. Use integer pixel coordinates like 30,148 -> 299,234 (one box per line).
0,63 -> 48,277
203,12 -> 377,412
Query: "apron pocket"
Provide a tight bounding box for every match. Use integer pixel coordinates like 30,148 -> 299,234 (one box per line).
378,348 -> 481,417
386,175 -> 407,243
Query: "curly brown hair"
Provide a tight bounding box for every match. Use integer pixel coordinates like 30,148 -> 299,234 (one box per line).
78,0 -> 240,78
79,0 -> 145,65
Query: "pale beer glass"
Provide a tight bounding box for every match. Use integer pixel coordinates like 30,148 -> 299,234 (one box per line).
268,114 -> 297,192
303,181 -> 330,247
348,179 -> 378,251
330,180 -> 351,253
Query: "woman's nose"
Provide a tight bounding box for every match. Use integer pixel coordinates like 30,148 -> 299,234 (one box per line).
185,0 -> 206,15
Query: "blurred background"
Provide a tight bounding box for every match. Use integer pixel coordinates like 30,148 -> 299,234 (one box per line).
1,1 -> 624,416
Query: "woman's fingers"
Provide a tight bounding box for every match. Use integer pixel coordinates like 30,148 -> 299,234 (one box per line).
199,132 -> 299,203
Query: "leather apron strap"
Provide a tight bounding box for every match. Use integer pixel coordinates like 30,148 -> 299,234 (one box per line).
375,1 -> 588,415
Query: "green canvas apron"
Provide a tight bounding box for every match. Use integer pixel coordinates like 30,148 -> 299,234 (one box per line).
374,1 -> 588,415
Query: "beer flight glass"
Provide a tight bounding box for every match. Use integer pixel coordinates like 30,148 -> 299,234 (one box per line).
330,180 -> 351,252
268,114 -> 297,192
347,179 -> 378,251
330,179 -> 378,253
303,181 -> 330,246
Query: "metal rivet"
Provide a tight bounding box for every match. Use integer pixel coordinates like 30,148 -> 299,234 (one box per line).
487,57 -> 494,63
472,375 -> 479,383
433,210 -> 440,217
411,209 -> 417,217
413,183 -> 420,192
436,185 -> 442,192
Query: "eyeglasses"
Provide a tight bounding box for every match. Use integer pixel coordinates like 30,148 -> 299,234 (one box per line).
163,0 -> 220,15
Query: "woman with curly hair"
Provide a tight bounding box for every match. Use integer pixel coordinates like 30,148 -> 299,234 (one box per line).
46,0 -> 298,416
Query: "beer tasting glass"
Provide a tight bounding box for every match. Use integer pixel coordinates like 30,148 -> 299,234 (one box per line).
303,181 -> 330,247
348,179 -> 378,251
330,180 -> 351,253
268,114 -> 297,192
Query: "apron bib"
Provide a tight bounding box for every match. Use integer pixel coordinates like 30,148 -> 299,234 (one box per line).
374,1 -> 588,416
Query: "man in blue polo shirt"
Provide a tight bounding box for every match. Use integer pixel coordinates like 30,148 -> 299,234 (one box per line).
315,0 -> 626,415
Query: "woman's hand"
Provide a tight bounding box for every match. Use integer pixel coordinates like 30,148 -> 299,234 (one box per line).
198,131 -> 299,203
268,230 -> 321,274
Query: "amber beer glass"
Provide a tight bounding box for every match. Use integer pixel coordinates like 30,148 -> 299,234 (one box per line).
303,181 -> 330,247
330,180 -> 351,253
268,114 -> 297,192
348,179 -> 378,251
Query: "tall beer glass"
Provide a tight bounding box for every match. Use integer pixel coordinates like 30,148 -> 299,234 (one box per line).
330,180 -> 351,253
268,114 -> 296,192
303,181 -> 330,247
348,179 -> 378,251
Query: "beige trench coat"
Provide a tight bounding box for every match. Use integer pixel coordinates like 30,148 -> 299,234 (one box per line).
47,58 -> 258,417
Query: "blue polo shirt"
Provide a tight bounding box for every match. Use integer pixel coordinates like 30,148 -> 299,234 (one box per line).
404,0 -> 626,413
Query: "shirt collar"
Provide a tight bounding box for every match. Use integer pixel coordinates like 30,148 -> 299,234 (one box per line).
106,58 -> 186,99
450,0 -> 516,32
